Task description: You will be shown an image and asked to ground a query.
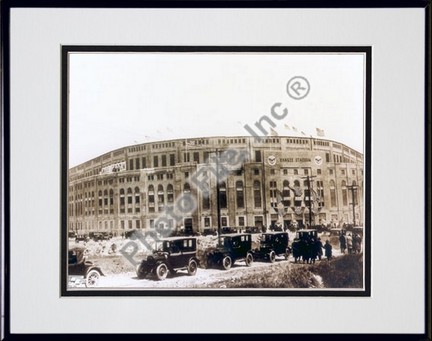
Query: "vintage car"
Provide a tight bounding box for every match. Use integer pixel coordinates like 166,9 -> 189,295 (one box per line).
245,226 -> 262,234
202,228 -> 217,236
253,231 -> 291,263
89,231 -> 112,241
68,246 -> 104,287
320,228 -> 346,248
221,227 -> 238,234
205,233 -> 254,270
75,234 -> 90,243
136,236 -> 199,280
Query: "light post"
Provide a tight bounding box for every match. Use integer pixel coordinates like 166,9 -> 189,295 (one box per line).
347,184 -> 358,226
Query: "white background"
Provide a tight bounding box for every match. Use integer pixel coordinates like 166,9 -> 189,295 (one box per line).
9,8 -> 425,333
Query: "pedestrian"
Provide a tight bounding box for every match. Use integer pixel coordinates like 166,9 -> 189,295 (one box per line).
314,237 -> 323,261
339,232 -> 346,254
353,234 -> 362,253
323,240 -> 332,261
292,238 -> 301,263
346,233 -> 353,254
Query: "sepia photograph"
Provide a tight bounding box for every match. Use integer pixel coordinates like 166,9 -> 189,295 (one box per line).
63,46 -> 370,294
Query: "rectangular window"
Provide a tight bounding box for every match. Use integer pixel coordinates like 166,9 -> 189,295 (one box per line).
254,216 -> 263,229
193,152 -> 200,163
238,216 -> 245,226
136,220 -> 140,229
204,217 -> 210,227
304,169 -> 309,175
129,159 -> 134,170
142,157 -> 147,168
161,155 -> 167,167
221,217 -> 228,227
326,153 -> 330,162
317,169 -> 322,175
183,152 -> 190,162
135,158 -> 140,169
254,168 -> 260,175
153,155 -> 159,168
255,150 -> 262,162
169,154 -> 175,166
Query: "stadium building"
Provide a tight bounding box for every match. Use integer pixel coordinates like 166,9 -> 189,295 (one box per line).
68,136 -> 364,236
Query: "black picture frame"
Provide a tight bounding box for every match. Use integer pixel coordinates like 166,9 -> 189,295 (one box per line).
1,0 -> 430,339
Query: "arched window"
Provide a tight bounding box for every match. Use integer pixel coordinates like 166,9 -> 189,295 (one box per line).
148,185 -> 154,203
127,187 -> 133,205
282,180 -> 291,207
219,181 -> 227,209
158,184 -> 164,204
254,180 -> 262,208
330,180 -> 336,207
134,187 -> 140,213
109,189 -> 114,214
119,188 -> 125,213
134,187 -> 140,203
341,180 -> 347,206
183,183 -> 191,193
236,181 -> 244,208
167,184 -> 174,203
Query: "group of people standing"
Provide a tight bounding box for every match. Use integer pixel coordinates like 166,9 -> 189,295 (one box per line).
338,232 -> 362,254
291,235 -> 333,264
291,231 -> 363,264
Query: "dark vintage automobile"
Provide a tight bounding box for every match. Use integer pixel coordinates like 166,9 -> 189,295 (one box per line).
75,234 -> 90,243
68,246 -> 104,287
221,227 -> 238,234
245,226 -> 262,234
90,231 -> 113,241
136,236 -> 199,280
253,231 -> 291,263
202,228 -> 217,236
205,233 -> 254,270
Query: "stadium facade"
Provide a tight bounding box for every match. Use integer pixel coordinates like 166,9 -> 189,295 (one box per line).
68,136 -> 364,236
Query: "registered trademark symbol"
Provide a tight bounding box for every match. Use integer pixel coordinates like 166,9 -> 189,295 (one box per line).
287,76 -> 310,100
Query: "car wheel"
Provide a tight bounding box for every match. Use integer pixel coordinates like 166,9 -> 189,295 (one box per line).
222,256 -> 232,270
269,251 -> 276,263
85,269 -> 101,287
187,259 -> 198,276
136,264 -> 147,279
245,252 -> 253,267
156,263 -> 168,280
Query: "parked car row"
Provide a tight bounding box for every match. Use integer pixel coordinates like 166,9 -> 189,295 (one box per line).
69,229 -> 331,286
134,231 -> 292,280
71,231 -> 113,243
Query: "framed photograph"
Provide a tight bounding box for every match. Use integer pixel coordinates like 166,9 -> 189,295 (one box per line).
62,46 -> 370,296
2,0 -> 430,337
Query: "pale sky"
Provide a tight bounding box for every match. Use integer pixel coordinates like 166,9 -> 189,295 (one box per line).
69,52 -> 365,167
